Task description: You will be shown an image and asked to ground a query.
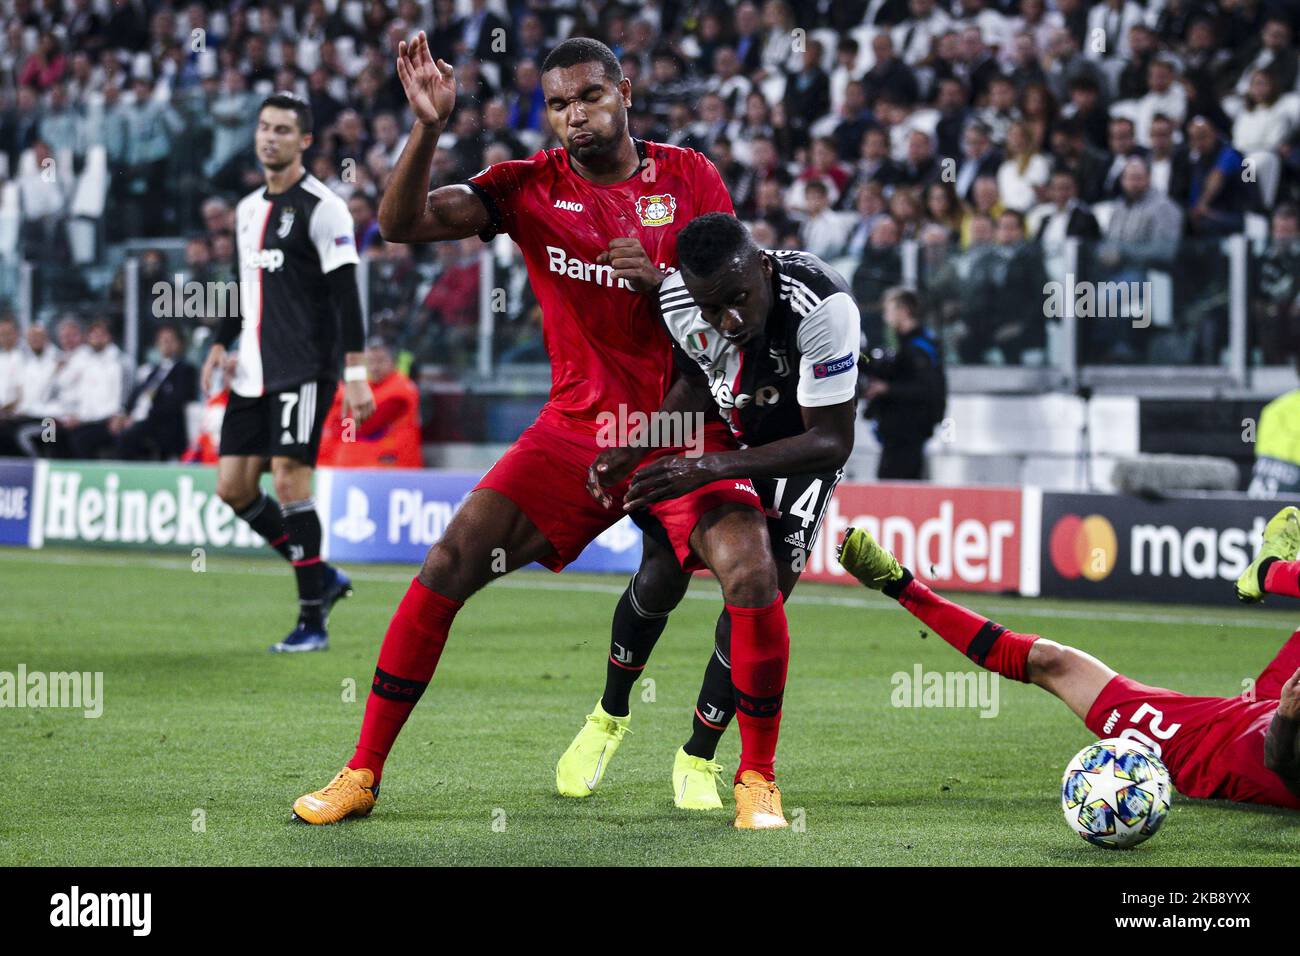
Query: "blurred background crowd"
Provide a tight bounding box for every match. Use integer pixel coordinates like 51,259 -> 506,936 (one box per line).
2,0 -> 1300,462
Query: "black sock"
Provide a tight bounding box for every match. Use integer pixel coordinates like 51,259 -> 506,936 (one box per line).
599,574 -> 671,717
282,497 -> 326,629
683,610 -> 735,760
236,492 -> 293,562
883,566 -> 914,600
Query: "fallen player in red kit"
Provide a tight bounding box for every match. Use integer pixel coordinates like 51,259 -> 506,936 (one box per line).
835,508 -> 1300,810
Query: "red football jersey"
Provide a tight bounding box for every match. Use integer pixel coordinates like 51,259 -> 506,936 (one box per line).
467,139 -> 734,433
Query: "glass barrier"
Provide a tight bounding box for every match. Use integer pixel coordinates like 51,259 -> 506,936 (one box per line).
1246,236 -> 1300,368
1071,236 -> 1233,367
903,237 -> 1066,369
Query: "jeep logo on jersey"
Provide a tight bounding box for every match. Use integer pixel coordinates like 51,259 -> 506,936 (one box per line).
243,248 -> 285,271
553,199 -> 584,212
708,369 -> 780,409
276,207 -> 295,238
635,194 -> 676,226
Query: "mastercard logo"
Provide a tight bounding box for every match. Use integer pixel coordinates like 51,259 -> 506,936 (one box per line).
1049,513 -> 1118,581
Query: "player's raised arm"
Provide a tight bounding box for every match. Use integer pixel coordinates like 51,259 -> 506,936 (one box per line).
378,31 -> 490,243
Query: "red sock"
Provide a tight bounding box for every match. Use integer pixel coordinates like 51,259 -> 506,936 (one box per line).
349,579 -> 462,783
1264,559 -> 1300,598
728,595 -> 790,783
895,574 -> 1037,683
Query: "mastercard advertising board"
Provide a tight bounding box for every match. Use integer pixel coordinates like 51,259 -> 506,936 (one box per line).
1039,492 -> 1282,605
802,482 -> 1029,594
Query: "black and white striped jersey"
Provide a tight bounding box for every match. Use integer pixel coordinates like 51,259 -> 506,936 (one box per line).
231,173 -> 359,397
657,249 -> 860,447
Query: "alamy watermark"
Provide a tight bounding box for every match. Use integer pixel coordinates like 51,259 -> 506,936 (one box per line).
1043,274 -> 1154,328
595,403 -> 706,458
891,665 -> 999,718
1,664 -> 103,718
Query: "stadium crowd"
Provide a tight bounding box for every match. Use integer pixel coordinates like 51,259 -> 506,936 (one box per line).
3,0 -> 1300,459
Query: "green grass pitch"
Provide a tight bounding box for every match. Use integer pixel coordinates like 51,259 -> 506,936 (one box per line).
3,546 -> 1298,866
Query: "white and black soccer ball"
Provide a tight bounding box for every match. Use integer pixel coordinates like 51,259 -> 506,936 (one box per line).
1061,738 -> 1171,849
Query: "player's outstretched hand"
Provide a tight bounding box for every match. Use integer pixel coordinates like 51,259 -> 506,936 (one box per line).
587,447 -> 643,509
396,31 -> 455,130
1279,667 -> 1300,720
597,238 -> 665,294
623,455 -> 718,511
343,379 -> 376,425
201,344 -> 225,395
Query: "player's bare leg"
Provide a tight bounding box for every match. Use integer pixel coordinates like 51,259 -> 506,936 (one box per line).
293,489 -> 555,823
688,504 -> 790,829
556,533 -> 691,797
837,527 -> 1116,722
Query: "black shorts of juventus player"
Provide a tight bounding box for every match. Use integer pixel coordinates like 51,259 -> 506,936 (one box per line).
589,211 -> 860,787
201,92 -> 375,653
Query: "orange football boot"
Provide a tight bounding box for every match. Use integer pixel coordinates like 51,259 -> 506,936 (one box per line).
733,770 -> 789,830
292,767 -> 377,824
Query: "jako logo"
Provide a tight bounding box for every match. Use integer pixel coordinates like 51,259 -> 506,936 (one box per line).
553,200 -> 583,212
1049,513 -> 1118,581
50,886 -> 151,936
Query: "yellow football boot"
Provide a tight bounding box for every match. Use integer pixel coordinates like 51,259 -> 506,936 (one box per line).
291,767 -> 377,824
555,700 -> 631,797
672,747 -> 724,810
733,770 -> 788,829
836,526 -> 905,590
1236,506 -> 1300,603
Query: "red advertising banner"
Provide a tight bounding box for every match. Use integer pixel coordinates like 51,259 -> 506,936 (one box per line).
805,482 -> 1025,593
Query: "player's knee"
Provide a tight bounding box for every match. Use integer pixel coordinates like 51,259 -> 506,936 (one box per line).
634,555 -> 689,613
714,550 -> 780,608
216,475 -> 255,510
272,472 -> 306,505
419,539 -> 463,589
1028,639 -> 1070,680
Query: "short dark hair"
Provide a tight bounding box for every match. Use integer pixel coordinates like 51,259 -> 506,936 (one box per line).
541,37 -> 622,84
260,91 -> 313,134
676,213 -> 757,278
883,286 -> 920,316
156,322 -> 184,345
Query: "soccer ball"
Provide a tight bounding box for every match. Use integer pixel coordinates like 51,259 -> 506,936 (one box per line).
1061,738 -> 1171,849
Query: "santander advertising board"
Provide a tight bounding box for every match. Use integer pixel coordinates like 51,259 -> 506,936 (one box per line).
803,483 -> 1024,593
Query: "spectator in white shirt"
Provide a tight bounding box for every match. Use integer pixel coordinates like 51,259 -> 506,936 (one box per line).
0,316 -> 20,414
60,319 -> 127,459
997,120 -> 1051,211
1085,0 -> 1146,61
798,180 -> 858,259
1234,69 -> 1297,154
1134,58 -> 1188,147
16,324 -> 59,419
893,0 -> 953,68
0,322 -> 64,457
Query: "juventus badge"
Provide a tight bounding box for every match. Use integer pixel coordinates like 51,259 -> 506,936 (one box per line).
277,208 -> 295,238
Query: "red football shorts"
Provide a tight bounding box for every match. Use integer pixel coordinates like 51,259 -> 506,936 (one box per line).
1083,632 -> 1300,809
475,415 -> 761,572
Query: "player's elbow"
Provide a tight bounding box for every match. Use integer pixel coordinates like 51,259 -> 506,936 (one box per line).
377,201 -> 415,243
